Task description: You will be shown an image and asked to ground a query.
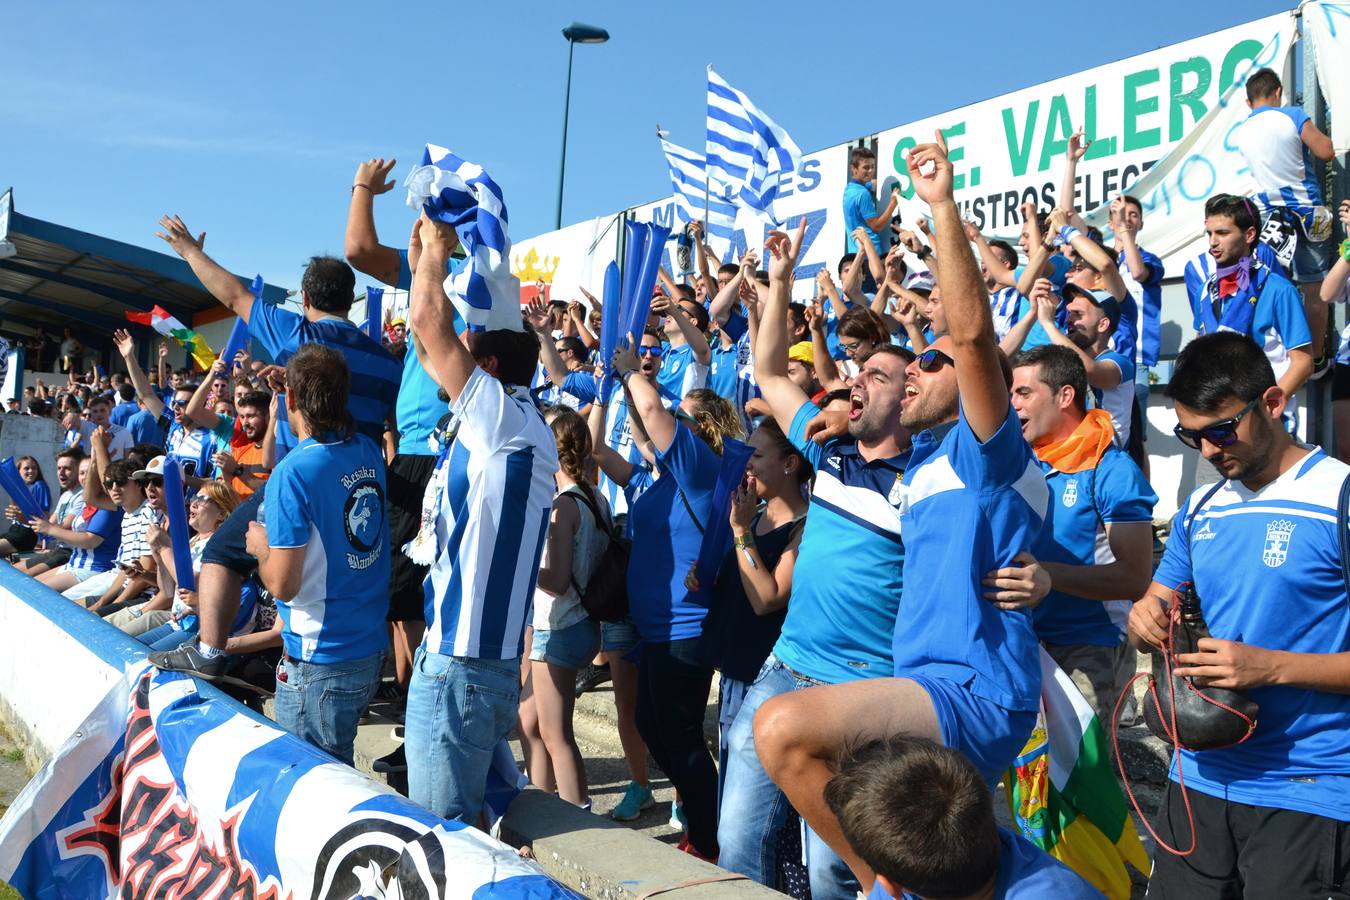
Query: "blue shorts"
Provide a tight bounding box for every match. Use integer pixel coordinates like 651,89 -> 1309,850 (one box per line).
202,491 -> 264,576
529,618 -> 600,670
602,616 -> 640,654
910,674 -> 1037,789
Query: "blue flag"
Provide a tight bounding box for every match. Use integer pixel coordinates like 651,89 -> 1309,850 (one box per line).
691,437 -> 755,599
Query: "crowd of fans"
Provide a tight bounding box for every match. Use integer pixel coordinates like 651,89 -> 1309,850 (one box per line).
5,67 -> 1349,898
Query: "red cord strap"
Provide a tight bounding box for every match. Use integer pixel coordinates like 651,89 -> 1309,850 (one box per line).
1111,590 -> 1258,857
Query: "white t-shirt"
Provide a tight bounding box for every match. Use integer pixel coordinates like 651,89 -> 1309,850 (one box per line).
533,484 -> 610,632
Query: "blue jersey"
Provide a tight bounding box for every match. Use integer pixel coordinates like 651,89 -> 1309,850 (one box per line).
165,420 -> 215,482
774,401 -> 908,684
1154,449 -> 1350,820
1033,446 -> 1156,647
1091,350 -> 1136,448
110,401 -> 139,428
656,342 -> 707,399
867,827 -> 1103,899
599,386 -> 678,519
66,507 -> 123,574
422,369 -> 557,659
394,248 -> 465,456
842,180 -> 882,255
625,424 -> 722,642
895,404 -> 1048,711
1117,247 -> 1165,366
264,434 -> 390,664
1191,260 -> 1311,385
248,298 -> 400,459
126,409 -> 165,448
28,480 -> 50,516
537,370 -> 597,412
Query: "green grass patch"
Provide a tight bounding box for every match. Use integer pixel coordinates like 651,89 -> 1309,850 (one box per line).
1,749 -> 22,764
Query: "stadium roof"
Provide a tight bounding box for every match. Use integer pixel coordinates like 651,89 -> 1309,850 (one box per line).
0,188 -> 287,337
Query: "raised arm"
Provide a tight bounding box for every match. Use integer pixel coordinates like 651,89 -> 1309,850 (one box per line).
185,357 -> 225,430
911,134 -> 1007,440
113,329 -> 165,419
656,297 -> 711,365
707,252 -> 755,327
864,187 -> 898,233
1302,119 -> 1335,162
807,302 -> 846,392
344,158 -> 403,286
841,245 -> 868,306
408,215 -> 476,402
83,429 -> 115,511
587,393 -> 634,487
968,221 -> 1017,288
999,296 -> 1039,356
1033,286 -> 1122,389
1110,198 -> 1152,282
1058,129 -> 1089,213
156,216 -> 255,322
1053,208 -> 1127,299
1014,203 -> 1051,298
613,341 -> 677,453
527,300 -> 571,388
817,269 -> 848,319
568,301 -> 597,349
755,219 -> 815,433
851,228 -> 885,284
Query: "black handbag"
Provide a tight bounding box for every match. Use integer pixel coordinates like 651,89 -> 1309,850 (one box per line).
567,485 -> 632,624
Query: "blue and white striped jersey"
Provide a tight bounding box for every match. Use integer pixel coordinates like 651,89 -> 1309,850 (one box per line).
1235,106 -> 1323,215
422,368 -> 559,659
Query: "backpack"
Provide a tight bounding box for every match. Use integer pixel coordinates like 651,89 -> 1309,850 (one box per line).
567,484 -> 632,623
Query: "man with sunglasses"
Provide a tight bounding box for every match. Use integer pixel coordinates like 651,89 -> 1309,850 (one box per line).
753,135 -> 1051,895
1129,331 -> 1350,898
597,329 -> 680,521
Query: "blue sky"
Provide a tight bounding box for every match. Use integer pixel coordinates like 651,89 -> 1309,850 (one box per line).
3,0 -> 1294,291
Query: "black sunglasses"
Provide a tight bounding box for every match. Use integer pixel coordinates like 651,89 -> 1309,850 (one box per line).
916,348 -> 954,372
1173,397 -> 1262,450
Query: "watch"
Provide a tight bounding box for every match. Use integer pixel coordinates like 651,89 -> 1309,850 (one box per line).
733,533 -> 755,550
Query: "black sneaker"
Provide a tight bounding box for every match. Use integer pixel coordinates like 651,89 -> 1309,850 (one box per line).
148,642 -> 228,680
373,744 -> 407,774
574,662 -> 611,697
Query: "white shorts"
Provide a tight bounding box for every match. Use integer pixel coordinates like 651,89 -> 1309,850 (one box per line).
62,567 -> 117,600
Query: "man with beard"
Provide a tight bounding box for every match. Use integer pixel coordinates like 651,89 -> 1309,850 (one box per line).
1130,332 -> 1350,897
182,370 -> 273,500
1029,280 -> 1135,448
718,211 -> 914,900
753,135 -> 1050,895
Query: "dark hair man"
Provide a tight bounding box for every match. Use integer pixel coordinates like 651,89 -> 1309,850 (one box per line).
825,736 -> 1101,899
1192,194 -> 1313,410
182,360 -> 273,500
243,343 -> 390,766
404,213 -> 558,824
1011,345 -> 1155,723
85,394 -> 133,461
526,307 -> 597,414
1128,332 -> 1350,897
1234,67 -> 1335,366
110,382 -> 139,428
753,135 -> 1051,892
148,215 -> 399,681
844,147 -> 897,257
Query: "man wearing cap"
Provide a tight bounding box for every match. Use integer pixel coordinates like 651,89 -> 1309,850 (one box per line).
787,342 -> 822,402
1030,277 -> 1135,449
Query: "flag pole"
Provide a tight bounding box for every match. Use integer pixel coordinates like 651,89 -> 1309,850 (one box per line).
704,65 -> 712,243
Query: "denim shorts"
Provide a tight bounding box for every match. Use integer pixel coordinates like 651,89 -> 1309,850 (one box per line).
602,616 -> 640,654
909,673 -> 1037,790
202,491 -> 264,576
529,617 -> 600,670
274,650 -> 383,767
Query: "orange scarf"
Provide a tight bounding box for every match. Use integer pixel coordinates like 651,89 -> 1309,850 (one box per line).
1034,409 -> 1116,474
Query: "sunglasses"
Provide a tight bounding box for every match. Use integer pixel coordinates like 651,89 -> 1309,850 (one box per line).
103,479 -> 128,489
189,496 -> 217,508
840,339 -> 863,354
916,348 -> 954,372
141,477 -> 163,487
637,346 -> 665,359
1173,397 -> 1262,450
171,400 -> 189,409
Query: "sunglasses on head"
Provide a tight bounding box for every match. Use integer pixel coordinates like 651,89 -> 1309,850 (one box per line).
1173,397 -> 1262,450
637,346 -> 665,359
916,348 -> 954,372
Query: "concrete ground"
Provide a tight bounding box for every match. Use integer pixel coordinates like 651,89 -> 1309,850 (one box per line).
0,724 -> 29,900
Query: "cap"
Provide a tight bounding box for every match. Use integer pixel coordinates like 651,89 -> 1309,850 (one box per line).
1062,284 -> 1121,332
787,342 -> 815,367
389,317 -> 407,328
903,271 -> 935,294
132,456 -> 167,481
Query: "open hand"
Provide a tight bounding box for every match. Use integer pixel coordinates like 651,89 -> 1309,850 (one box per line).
353,158 -> 397,194
765,218 -> 807,283
982,551 -> 1051,610
156,215 -> 205,258
1173,639 -> 1279,690
112,329 -> 135,360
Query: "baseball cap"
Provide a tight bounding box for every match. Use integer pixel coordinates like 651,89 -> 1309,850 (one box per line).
903,272 -> 935,294
787,342 -> 815,367
1062,284 -> 1121,332
132,456 -> 167,481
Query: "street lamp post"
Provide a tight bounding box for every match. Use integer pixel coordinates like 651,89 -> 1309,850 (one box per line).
556,21 -> 609,231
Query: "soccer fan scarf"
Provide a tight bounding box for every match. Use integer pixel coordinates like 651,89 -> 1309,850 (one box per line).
1034,409 -> 1116,474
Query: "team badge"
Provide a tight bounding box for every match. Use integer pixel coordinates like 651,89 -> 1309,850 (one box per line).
1262,519 -> 1295,568
888,473 -> 905,508
1062,478 -> 1079,508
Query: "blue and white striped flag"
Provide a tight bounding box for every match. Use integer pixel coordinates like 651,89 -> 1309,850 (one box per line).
705,67 -> 804,226
658,133 -> 737,259
405,144 -> 523,333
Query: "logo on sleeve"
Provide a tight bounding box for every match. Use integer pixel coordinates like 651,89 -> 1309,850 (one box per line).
1262,519 -> 1295,568
342,467 -> 385,569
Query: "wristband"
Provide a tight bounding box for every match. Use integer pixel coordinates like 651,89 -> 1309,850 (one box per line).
1341,239 -> 1350,263
916,246 -> 933,259
351,184 -> 371,193
733,532 -> 755,550
1057,225 -> 1082,246
619,368 -> 635,385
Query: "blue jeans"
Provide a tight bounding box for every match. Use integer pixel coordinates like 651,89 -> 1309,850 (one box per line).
718,656 -> 860,900
140,623 -> 194,652
274,651 -> 383,767
405,648 -> 521,824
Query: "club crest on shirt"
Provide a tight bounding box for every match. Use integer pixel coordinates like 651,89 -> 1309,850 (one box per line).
342,468 -> 386,568
1062,478 -> 1079,508
1262,519 -> 1295,568
888,473 -> 904,508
